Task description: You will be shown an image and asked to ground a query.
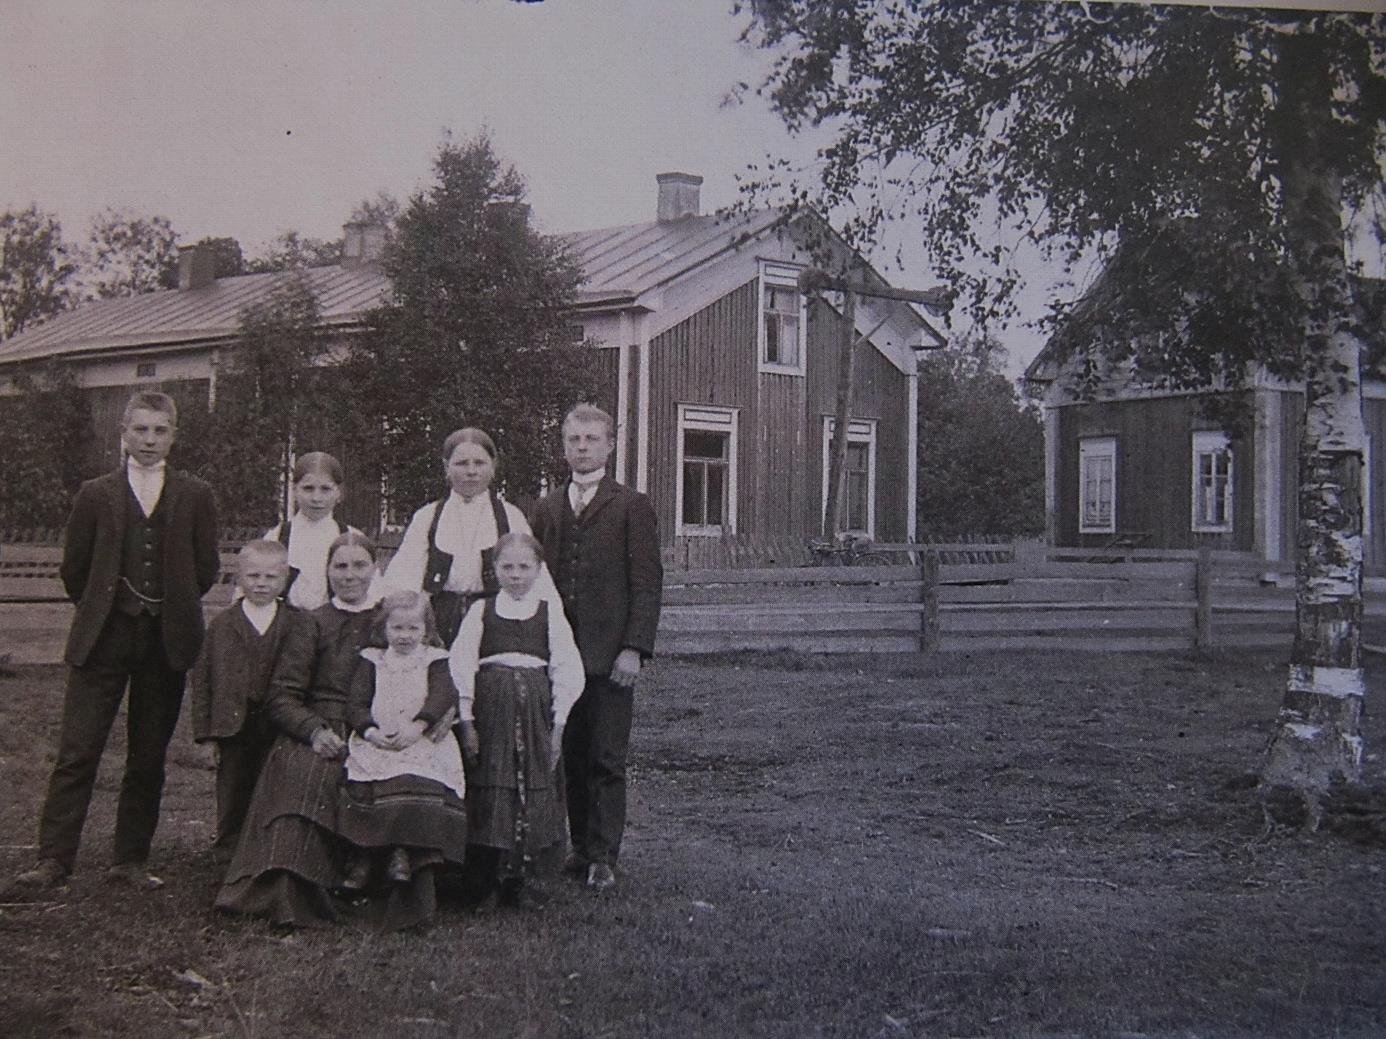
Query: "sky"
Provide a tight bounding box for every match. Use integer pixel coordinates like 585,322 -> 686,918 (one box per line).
1,1 -> 1381,376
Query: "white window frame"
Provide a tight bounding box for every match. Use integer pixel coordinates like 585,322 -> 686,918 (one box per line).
676,404 -> 739,537
1191,430 -> 1234,533
758,261 -> 807,376
1078,436 -> 1117,534
820,417 -> 877,537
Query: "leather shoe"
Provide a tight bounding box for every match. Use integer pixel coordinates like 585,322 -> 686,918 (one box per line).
385,847 -> 412,884
107,862 -> 164,891
9,858 -> 68,893
585,862 -> 616,892
340,855 -> 373,893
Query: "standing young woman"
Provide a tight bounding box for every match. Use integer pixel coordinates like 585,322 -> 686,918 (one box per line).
383,428 -> 557,646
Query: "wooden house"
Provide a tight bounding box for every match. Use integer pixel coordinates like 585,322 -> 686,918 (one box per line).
0,176 -> 940,545
566,173 -> 942,547
1024,304 -> 1386,571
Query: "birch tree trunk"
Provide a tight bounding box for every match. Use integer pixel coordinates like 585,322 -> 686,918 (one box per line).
1260,30 -> 1365,803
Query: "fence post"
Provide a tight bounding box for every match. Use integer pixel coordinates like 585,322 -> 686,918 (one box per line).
920,550 -> 940,653
1195,545 -> 1213,651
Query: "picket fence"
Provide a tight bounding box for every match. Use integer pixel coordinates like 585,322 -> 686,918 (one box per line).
3,532 -> 1379,658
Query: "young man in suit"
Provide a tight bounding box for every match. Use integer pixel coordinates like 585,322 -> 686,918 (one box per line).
530,404 -> 662,892
10,391 -> 220,891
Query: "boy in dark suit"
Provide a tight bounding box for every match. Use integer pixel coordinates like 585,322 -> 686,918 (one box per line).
530,404 -> 662,892
189,539 -> 303,863
10,391 -> 219,891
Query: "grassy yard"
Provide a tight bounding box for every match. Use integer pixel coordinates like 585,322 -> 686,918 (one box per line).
1,648 -> 1384,1039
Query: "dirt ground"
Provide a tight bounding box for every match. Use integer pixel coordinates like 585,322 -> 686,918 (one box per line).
1,648 -> 1384,1039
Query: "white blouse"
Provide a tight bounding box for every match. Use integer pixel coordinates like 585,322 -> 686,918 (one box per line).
383,492 -> 558,601
265,514 -> 354,611
448,586 -> 584,729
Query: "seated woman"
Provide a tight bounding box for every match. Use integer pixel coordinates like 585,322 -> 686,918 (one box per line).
215,532 -> 461,929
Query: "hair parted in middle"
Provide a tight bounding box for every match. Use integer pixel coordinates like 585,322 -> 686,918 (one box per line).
494,530 -> 544,562
441,427 -> 498,463
292,451 -> 345,486
368,588 -> 442,648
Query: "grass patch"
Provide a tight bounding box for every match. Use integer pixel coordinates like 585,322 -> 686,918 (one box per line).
2,652 -> 1385,1037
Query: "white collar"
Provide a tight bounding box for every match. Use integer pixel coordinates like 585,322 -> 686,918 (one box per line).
331,593 -> 380,613
126,458 -> 167,475
240,598 -> 279,629
449,490 -> 492,509
291,512 -> 338,530
571,469 -> 605,489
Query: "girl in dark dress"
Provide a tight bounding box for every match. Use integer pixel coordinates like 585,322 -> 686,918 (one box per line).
448,532 -> 584,903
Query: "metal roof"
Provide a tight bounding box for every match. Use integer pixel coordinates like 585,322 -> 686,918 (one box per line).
566,208 -> 789,305
0,205 -> 931,365
0,264 -> 391,365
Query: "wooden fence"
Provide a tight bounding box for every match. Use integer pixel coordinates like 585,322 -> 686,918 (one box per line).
4,534 -> 1383,659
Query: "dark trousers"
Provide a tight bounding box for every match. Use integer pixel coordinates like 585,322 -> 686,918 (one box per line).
562,676 -> 633,867
37,612 -> 187,872
211,711 -> 274,853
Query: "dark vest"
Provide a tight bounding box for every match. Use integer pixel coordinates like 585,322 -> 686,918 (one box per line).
478,598 -> 550,660
554,493 -> 588,610
115,478 -> 166,617
423,492 -> 509,598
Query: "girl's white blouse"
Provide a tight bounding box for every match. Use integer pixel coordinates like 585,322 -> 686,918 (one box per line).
448,586 -> 584,729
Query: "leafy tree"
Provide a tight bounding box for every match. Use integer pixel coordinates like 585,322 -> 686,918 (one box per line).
348,132 -> 602,515
0,206 -> 76,340
741,3 -> 1384,799
184,274 -> 342,526
80,208 -> 179,298
917,335 -> 1043,539
0,362 -> 91,527
246,230 -> 342,274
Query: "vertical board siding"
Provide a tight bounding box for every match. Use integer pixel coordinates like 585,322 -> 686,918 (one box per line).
804,297 -> 910,540
1055,393 -> 1255,551
648,280 -> 759,541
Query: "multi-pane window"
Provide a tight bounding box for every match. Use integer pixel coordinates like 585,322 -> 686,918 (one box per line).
760,263 -> 806,374
678,406 -> 738,535
821,418 -> 877,536
1191,430 -> 1233,533
1078,437 -> 1116,534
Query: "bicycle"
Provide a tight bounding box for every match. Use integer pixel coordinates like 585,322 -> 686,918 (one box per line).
806,531 -> 894,566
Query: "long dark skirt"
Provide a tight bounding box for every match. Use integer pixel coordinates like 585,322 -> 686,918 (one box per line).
215,729 -> 460,930
468,665 -> 565,873
213,730 -> 347,928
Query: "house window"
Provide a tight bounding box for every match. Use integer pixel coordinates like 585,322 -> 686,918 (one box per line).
677,405 -> 738,536
1191,430 -> 1233,533
821,418 -> 877,535
135,362 -> 157,379
759,262 -> 806,375
1078,437 -> 1117,534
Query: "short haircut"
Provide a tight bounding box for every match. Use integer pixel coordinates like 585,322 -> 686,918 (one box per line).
563,403 -> 614,439
293,451 -> 345,486
370,588 -> 441,648
326,529 -> 378,567
238,539 -> 289,564
441,427 -> 498,463
495,530 -> 544,562
122,390 -> 177,427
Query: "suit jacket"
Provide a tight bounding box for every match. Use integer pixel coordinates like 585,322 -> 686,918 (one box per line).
61,467 -> 220,671
189,603 -> 308,742
531,476 -> 662,676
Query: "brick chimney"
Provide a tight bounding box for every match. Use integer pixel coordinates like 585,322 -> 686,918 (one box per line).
177,243 -> 216,290
341,221 -> 387,268
657,172 -> 702,222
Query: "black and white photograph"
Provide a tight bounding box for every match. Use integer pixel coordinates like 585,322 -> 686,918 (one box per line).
1,0 -> 1384,1035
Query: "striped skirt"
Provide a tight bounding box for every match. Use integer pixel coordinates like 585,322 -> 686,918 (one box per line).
467,664 -> 565,859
